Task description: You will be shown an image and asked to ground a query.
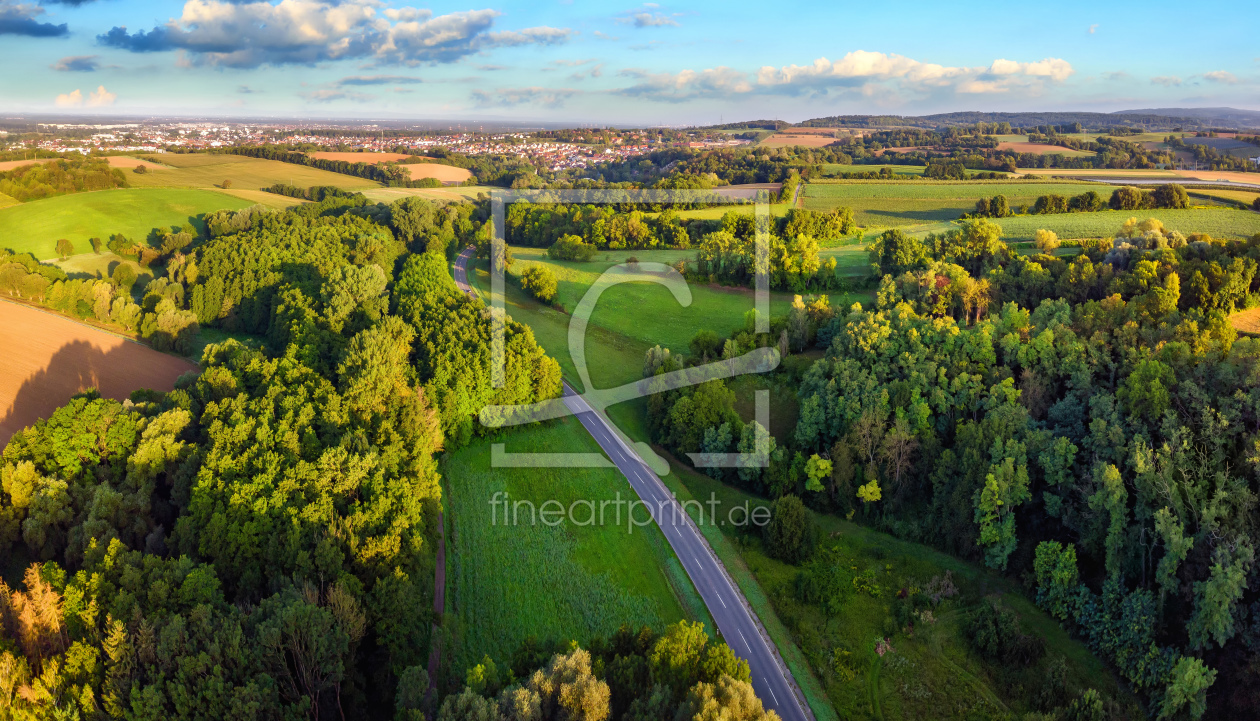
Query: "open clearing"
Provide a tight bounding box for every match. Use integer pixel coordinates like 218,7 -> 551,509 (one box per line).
0,156 -> 173,172
804,181 -> 1121,226
402,162 -> 473,183
125,152 -> 380,191
995,141 -> 1095,157
52,250 -> 151,281
992,207 -> 1260,242
1231,307 -> 1260,336
443,418 -> 703,677
761,130 -> 839,148
0,300 -> 196,446
0,187 -> 255,259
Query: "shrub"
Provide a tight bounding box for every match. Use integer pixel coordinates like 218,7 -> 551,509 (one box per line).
1034,229 -> 1061,253
112,264 -> 138,293
688,330 -> 721,359
764,494 -> 816,564
222,179 -> 232,189
969,598 -> 1045,668
133,164 -> 147,174
519,264 -> 557,303
1253,196 -> 1260,212
1152,183 -> 1189,209
548,234 -> 596,261
1109,186 -> 1146,211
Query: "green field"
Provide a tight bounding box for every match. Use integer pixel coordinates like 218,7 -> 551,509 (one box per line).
804,181 -> 1122,227
993,207 -> 1260,241
52,250 -> 152,282
1189,188 -> 1260,207
443,418 -> 706,677
126,152 -> 380,191
0,191 -> 18,209
822,164 -> 926,177
0,188 -> 257,259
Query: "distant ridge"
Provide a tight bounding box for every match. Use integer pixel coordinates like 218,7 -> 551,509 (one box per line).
1114,107 -> 1260,123
752,109 -> 1260,131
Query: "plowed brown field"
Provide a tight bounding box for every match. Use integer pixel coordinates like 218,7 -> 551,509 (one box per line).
0,300 -> 197,446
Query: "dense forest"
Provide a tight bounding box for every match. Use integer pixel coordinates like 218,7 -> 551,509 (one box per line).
647,216 -> 1260,718
0,157 -> 128,202
0,193 -> 578,719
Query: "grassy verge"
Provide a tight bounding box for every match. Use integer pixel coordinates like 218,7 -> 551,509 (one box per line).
441,419 -> 709,681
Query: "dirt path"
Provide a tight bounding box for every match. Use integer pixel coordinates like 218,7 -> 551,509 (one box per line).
0,299 -> 196,446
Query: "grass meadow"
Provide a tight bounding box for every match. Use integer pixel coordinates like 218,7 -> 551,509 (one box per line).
803,181 -> 1122,227
465,242 -> 1139,721
0,188 -> 257,259
126,152 -> 380,191
1188,188 -> 1260,207
992,207 -> 1260,242
442,418 -> 707,678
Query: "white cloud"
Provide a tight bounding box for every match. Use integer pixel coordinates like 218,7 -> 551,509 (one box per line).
471,86 -> 579,108
300,88 -> 372,102
1201,70 -> 1238,84
54,88 -> 83,106
755,51 -> 1073,96
616,66 -> 752,101
1151,75 -> 1182,87
1089,24 -> 1098,34
54,86 -> 115,106
87,85 -> 116,106
99,0 -> 572,68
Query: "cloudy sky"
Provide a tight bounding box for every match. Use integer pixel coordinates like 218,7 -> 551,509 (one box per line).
1,0 -> 1257,123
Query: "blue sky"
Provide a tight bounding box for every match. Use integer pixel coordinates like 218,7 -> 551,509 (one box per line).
1,0 -> 1257,123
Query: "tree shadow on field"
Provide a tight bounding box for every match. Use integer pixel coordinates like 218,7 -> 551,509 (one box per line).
0,339 -> 191,448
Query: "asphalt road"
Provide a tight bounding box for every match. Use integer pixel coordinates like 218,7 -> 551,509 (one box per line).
452,246 -> 811,721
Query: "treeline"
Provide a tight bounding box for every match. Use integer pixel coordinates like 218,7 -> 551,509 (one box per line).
647,212 -> 1260,717
0,248 -> 198,352
686,209 -> 856,292
505,204 -> 854,254
969,184 -> 1191,219
429,621 -> 775,721
0,156 -> 127,202
0,191 -> 564,719
223,146 -> 456,187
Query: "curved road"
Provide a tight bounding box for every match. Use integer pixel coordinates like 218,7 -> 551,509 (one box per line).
452,246 -> 811,721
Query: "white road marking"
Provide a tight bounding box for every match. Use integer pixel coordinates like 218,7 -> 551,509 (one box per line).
738,629 -> 750,652
764,679 -> 779,705
717,594 -> 727,608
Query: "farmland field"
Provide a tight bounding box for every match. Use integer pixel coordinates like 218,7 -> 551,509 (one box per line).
992,207 -> 1260,241
443,418 -> 704,677
1189,188 -> 1260,206
995,141 -> 1095,157
804,181 -> 1122,227
402,162 -> 473,183
0,299 -> 196,446
760,129 -> 839,148
0,188 -> 256,260
125,152 -> 380,191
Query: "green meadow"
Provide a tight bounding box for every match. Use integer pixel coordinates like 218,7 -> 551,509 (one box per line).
992,207 -> 1260,241
0,187 -> 256,259
803,181 -> 1122,227
126,152 -> 380,191
442,418 -> 708,677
